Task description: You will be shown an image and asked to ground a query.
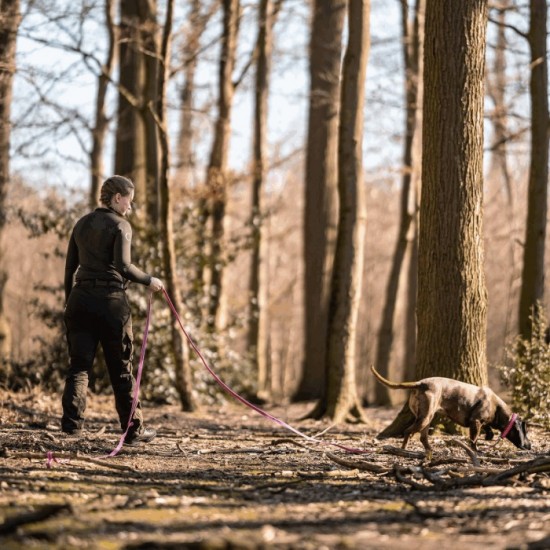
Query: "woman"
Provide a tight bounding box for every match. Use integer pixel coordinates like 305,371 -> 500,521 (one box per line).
61,175 -> 163,446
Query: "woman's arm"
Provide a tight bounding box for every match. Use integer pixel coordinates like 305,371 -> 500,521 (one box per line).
113,221 -> 152,285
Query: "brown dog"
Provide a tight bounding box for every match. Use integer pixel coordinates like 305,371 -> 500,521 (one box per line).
371,366 -> 531,458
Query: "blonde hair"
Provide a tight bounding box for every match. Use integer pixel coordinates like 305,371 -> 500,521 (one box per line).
100,175 -> 134,207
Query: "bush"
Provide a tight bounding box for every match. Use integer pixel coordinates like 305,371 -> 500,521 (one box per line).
498,305 -> 550,429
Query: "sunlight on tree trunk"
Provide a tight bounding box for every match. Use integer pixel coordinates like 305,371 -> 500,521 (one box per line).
156,0 -> 196,411
379,0 -> 489,438
296,0 -> 346,402
204,0 -> 240,333
248,0 -> 275,400
309,0 -> 370,424
0,0 -> 20,366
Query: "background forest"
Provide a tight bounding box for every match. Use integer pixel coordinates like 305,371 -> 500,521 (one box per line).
0,0 -> 549,422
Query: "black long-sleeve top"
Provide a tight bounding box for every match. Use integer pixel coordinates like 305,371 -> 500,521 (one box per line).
64,207 -> 152,302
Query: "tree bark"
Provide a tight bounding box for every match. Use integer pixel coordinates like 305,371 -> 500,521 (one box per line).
374,0 -> 424,405
0,0 -> 20,363
295,0 -> 346,401
310,0 -> 370,424
139,0 -> 160,226
90,0 -> 117,209
156,0 -> 196,411
518,0 -> 548,341
114,0 -> 147,206
379,0 -> 489,437
205,0 -> 240,332
247,0 -> 275,399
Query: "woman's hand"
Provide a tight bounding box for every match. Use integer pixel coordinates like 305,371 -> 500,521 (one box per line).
149,277 -> 164,292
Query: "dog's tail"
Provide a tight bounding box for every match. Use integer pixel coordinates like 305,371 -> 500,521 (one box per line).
370,365 -> 421,389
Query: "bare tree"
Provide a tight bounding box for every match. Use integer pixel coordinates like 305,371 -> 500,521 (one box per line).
156,0 -> 196,411
310,0 -> 370,423
518,0 -> 548,340
140,0 -> 161,225
204,0 -> 241,332
0,0 -> 21,363
90,0 -> 117,208
247,0 -> 276,398
373,0 -> 424,405
295,0 -> 347,401
380,0 -> 489,436
114,0 -> 147,205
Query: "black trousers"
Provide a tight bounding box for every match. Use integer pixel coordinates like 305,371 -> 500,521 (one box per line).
61,286 -> 144,435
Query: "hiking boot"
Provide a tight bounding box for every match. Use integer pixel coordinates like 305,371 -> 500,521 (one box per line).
124,427 -> 157,447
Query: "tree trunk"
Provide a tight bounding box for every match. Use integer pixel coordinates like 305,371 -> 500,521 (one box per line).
295,0 -> 346,401
205,0 -> 240,332
373,0 -> 424,406
114,0 -> 147,205
0,0 -> 20,364
139,0 -> 160,226
518,0 -> 548,340
248,0 -> 274,399
90,0 -> 117,209
157,0 -> 196,411
310,0 -> 370,424
379,0 -> 489,438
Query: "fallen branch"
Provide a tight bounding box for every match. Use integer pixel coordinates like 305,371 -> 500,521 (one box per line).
2,449 -> 138,473
382,445 -> 425,460
0,504 -> 72,535
324,452 -> 389,474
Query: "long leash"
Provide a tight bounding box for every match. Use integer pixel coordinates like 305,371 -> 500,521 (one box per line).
161,289 -> 370,454
49,290 -> 368,465
106,292 -> 153,457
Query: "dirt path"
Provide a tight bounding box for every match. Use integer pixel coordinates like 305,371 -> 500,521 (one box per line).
1,389 -> 549,549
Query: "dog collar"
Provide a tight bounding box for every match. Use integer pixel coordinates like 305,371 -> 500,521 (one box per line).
500,413 -> 518,439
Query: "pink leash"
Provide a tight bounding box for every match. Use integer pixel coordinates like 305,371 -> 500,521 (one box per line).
48,289 -> 367,466
161,289 -> 370,454
107,291 -> 153,457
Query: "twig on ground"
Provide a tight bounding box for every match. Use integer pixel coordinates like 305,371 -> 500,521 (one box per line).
324,451 -> 389,473
382,445 -> 425,459
2,449 -> 138,473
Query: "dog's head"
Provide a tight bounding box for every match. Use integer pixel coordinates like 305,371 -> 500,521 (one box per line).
505,417 -> 531,450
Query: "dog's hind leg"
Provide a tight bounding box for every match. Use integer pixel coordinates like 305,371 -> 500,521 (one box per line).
402,416 -> 432,452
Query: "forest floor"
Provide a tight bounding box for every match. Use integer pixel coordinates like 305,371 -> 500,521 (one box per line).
0,388 -> 549,550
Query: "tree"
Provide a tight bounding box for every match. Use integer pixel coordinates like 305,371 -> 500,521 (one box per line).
518,0 -> 548,341
247,0 -> 276,398
310,0 -> 370,423
89,0 -> 117,209
295,0 -> 347,401
156,0 -> 196,411
114,0 -> 147,204
204,0 -> 241,332
0,0 -> 21,364
373,0 -> 424,405
379,0 -> 489,437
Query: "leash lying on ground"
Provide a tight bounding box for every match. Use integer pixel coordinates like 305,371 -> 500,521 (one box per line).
160,289 -> 370,454
49,289 -> 369,465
